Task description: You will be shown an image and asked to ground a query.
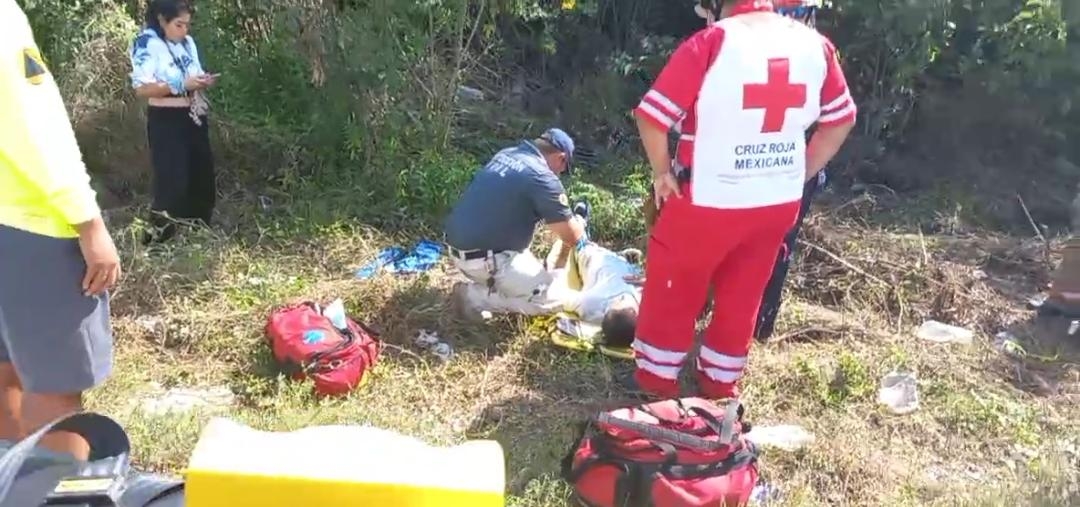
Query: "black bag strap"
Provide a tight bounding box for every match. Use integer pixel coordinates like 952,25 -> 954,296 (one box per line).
299,301 -> 381,373
0,412 -> 129,501
663,440 -> 760,480
687,399 -> 744,445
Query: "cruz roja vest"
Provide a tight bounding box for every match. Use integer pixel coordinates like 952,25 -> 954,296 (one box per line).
692,17 -> 827,210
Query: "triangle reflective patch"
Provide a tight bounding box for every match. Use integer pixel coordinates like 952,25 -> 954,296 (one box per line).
23,47 -> 48,85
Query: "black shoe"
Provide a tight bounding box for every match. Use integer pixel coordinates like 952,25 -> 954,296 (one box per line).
615,369 -> 661,401
572,201 -> 590,221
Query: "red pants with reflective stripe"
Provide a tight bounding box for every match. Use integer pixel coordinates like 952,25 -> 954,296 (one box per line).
634,184 -> 800,398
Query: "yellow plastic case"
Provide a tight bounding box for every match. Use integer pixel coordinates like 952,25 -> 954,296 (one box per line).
184,418 -> 505,507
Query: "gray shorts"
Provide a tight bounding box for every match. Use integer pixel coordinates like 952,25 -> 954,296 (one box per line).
0,224 -> 113,393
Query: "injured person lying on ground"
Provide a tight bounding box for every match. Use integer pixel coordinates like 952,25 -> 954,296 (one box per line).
545,235 -> 644,349
535,202 -> 645,355
452,201 -> 644,350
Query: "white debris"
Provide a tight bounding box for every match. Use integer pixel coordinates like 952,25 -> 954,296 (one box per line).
744,425 -> 815,451
430,342 -> 454,362
456,85 -> 485,101
916,320 -> 974,345
414,329 -> 454,363
322,298 -> 348,330
750,482 -> 782,505
140,384 -> 235,416
878,372 -> 920,415
134,315 -> 164,335
993,331 -> 1027,358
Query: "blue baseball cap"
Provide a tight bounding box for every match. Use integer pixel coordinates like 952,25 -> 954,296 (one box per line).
541,128 -> 575,172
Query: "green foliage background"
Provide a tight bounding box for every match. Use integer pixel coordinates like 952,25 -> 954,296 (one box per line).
15,0 -> 1080,231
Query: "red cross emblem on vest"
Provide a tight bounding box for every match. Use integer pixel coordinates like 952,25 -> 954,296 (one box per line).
743,57 -> 807,134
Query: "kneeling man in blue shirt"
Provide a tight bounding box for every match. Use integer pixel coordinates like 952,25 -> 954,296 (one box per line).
444,128 -> 585,318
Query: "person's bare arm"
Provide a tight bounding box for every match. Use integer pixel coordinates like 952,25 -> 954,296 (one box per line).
637,116 -> 673,179
546,218 -> 585,269
632,29 -> 717,204
805,121 -> 853,181
75,217 -> 121,296
808,36 -> 858,180
133,82 -> 173,99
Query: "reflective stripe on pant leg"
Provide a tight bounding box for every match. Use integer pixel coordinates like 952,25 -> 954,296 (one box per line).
632,339 -> 687,381
696,347 -> 748,384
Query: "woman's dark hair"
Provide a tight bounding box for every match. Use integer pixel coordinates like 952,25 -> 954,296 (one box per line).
601,307 -> 638,348
145,0 -> 193,36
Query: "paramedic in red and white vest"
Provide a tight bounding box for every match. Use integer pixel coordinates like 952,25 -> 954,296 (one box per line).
631,0 -> 856,399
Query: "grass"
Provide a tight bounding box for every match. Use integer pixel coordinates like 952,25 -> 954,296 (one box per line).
85,169 -> 1080,507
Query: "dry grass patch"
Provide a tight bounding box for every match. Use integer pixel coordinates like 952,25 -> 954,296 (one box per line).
83,197 -> 1079,506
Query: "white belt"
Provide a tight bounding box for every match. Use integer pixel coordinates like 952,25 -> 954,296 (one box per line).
148,97 -> 191,108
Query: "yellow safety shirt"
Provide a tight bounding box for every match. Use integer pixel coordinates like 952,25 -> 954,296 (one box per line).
0,0 -> 100,239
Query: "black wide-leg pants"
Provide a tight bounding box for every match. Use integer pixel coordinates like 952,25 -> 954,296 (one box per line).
145,106 -> 215,242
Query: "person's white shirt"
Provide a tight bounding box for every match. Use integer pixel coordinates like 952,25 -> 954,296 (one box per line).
563,243 -> 642,323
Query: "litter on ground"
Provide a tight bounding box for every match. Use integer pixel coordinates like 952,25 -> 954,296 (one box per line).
878,371 -> 920,415
916,320 -> 973,345
744,425 -> 815,451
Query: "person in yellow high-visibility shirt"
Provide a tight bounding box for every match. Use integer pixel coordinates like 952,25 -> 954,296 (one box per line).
0,0 -> 121,460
